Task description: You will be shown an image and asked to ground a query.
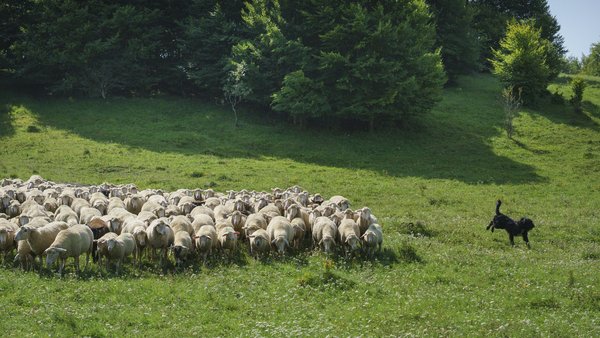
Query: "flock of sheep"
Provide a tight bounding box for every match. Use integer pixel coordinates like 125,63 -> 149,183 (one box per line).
0,175 -> 383,275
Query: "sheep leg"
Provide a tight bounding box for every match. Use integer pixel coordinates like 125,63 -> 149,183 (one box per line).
84,252 -> 90,272
74,255 -> 80,274
59,258 -> 65,276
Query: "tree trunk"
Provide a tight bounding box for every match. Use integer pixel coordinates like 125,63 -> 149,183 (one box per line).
231,104 -> 239,128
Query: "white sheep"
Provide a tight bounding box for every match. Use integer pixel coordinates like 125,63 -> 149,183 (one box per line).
121,219 -> 148,266
136,211 -> 158,226
248,228 -> 270,258
54,205 -> 79,226
14,221 -> 69,269
146,218 -> 174,265
177,196 -> 196,215
107,197 -> 126,214
124,195 -> 144,215
356,207 -> 378,236
7,200 -> 21,218
242,213 -> 268,238
89,192 -> 109,215
172,231 -> 193,267
79,206 -> 102,225
229,210 -> 247,239
0,219 -> 19,262
191,214 -> 215,233
95,232 -> 119,269
141,201 -> 166,218
44,224 -> 94,275
266,216 -> 295,255
218,226 -> 239,255
190,205 -> 215,221
14,239 -> 34,271
203,197 -> 221,210
290,218 -> 306,249
312,216 -> 337,253
194,225 -> 218,262
337,216 -> 361,255
70,197 -> 91,216
102,233 -> 135,274
169,215 -> 194,236
362,223 -> 383,257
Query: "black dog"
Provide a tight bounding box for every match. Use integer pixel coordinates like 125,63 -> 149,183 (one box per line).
486,200 -> 535,248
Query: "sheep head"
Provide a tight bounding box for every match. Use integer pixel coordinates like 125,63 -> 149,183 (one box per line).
271,236 -> 288,255
44,247 -> 67,267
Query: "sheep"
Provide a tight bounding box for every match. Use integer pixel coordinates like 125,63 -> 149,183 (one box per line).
218,226 -> 239,255
165,204 -> 180,217
54,205 -> 79,226
242,213 -> 268,238
191,214 -> 215,233
70,197 -> 91,216
190,205 -> 215,221
14,240 -> 34,271
213,204 -> 231,221
58,190 -> 75,207
43,197 -> 58,213
147,218 -> 174,265
97,232 -> 135,274
177,196 -> 196,215
194,225 -> 218,263
107,197 -> 126,214
141,201 -> 166,218
0,219 -> 19,262
169,215 -> 194,236
79,206 -> 102,225
229,210 -> 247,239
248,228 -> 270,258
14,221 -> 69,269
89,192 -> 109,215
361,223 -> 383,258
7,200 -> 21,218
312,216 -> 337,253
136,211 -> 158,226
326,195 -> 350,211
337,213 -> 361,255
95,232 -> 119,269
286,204 -> 311,234
44,224 -> 94,275
203,197 -> 221,210
356,207 -> 377,236
124,194 -> 144,215
146,194 -> 168,207
266,216 -> 295,255
171,231 -> 193,267
121,219 -> 148,265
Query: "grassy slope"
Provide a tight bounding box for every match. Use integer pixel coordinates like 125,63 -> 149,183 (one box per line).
0,74 -> 598,336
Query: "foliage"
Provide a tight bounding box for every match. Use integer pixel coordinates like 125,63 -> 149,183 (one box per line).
12,2 -> 164,98
582,42 -> 600,76
426,0 -> 480,83
178,0 -> 246,97
501,86 -> 522,138
223,61 -> 252,127
1,74 -> 599,335
472,0 -> 565,69
562,56 -> 582,74
491,20 -> 553,104
570,77 -> 586,112
271,70 -> 330,126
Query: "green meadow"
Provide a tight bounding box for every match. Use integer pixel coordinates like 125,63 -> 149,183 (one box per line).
0,74 -> 598,336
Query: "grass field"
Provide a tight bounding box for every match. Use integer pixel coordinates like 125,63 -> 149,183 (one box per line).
0,74 -> 598,336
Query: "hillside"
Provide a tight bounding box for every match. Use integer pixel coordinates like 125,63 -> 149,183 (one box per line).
0,74 -> 598,336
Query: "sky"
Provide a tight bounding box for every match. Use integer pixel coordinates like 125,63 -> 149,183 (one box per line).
547,0 -> 600,58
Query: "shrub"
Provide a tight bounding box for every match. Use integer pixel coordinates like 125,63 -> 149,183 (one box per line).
570,77 -> 586,112
501,86 -> 522,139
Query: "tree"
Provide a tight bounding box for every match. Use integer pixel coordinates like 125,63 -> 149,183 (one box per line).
491,20 -> 552,104
179,0 -> 246,97
223,61 -> 252,127
271,70 -> 330,127
472,0 -> 565,71
582,42 -> 600,76
426,0 -> 480,83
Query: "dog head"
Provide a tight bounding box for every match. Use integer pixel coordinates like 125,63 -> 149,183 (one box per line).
518,217 -> 535,231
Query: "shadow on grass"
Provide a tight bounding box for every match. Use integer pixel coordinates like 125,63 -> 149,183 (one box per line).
0,103 -> 14,138
583,100 -> 600,120
7,74 -> 550,185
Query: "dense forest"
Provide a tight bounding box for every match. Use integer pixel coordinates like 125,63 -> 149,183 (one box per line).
1,0 -> 589,128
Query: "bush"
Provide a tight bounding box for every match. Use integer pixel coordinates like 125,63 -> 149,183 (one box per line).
570,77 -> 586,112
491,20 -> 554,104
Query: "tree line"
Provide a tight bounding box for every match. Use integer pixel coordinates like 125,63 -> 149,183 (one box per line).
0,0 -> 570,129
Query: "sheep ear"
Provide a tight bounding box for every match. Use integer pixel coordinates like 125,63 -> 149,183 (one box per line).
93,240 -> 98,243
55,248 -> 67,253
248,235 -> 255,239
6,228 -> 13,232
192,235 -> 199,239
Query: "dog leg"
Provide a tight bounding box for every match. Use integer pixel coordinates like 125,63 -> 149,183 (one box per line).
509,234 -> 515,246
523,232 -> 531,248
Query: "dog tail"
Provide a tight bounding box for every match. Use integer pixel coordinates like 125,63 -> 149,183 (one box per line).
495,200 -> 502,215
